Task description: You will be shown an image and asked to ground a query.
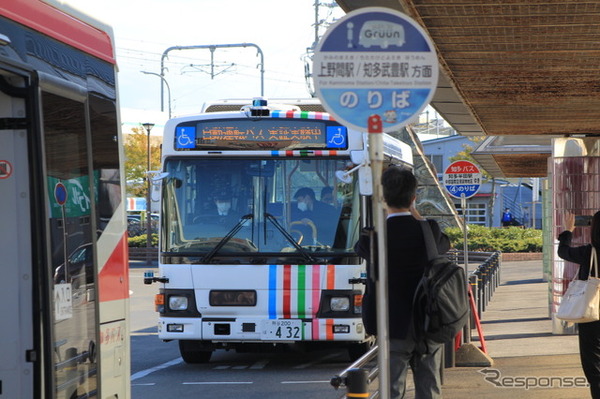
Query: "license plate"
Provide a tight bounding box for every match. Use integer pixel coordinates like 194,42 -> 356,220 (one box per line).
261,320 -> 303,340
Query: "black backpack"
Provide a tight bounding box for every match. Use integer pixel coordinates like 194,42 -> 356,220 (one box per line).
412,221 -> 469,344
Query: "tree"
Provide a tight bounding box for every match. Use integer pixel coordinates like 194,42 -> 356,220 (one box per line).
124,126 -> 162,197
448,136 -> 491,180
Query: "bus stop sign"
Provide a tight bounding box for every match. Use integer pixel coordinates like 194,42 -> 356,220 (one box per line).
443,160 -> 482,199
312,7 -> 438,133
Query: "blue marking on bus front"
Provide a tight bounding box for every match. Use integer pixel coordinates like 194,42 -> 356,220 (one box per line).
176,126 -> 196,149
269,264 -> 277,319
326,126 -> 347,148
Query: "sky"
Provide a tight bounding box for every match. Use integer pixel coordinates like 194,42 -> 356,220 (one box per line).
60,0 -> 345,134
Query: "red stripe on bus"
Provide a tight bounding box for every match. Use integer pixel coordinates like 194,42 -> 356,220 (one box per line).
283,265 -> 292,319
312,265 -> 321,339
327,264 -> 335,290
98,234 -> 129,302
326,319 -> 334,340
0,2 -> 116,64
286,110 -> 295,118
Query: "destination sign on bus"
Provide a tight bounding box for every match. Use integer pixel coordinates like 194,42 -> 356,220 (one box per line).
175,119 -> 348,151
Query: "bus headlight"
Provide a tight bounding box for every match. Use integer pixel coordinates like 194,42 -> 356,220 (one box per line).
330,296 -> 350,312
169,296 -> 189,311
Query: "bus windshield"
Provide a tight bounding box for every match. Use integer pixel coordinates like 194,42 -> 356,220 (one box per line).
161,157 -> 361,262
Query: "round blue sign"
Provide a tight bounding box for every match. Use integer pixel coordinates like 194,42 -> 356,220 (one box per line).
54,182 -> 67,205
313,7 -> 438,133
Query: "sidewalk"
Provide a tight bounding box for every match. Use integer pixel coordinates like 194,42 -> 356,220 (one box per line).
440,260 -> 587,398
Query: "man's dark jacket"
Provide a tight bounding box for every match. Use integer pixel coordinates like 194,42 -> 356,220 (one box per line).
355,215 -> 450,339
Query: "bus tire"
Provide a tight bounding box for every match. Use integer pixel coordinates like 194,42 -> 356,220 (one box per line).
179,340 -> 213,364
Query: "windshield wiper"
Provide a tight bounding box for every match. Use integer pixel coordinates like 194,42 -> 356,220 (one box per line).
264,212 -> 316,263
202,214 -> 253,263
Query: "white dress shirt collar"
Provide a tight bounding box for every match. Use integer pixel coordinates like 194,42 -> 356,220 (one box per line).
387,211 -> 411,219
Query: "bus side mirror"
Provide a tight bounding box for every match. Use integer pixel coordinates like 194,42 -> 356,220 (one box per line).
335,161 -> 373,196
358,166 -> 373,196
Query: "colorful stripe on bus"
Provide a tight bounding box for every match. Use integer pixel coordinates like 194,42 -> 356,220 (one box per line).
270,150 -> 338,157
268,264 -> 336,340
270,110 -> 334,120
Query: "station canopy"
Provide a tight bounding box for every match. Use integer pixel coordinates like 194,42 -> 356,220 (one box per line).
336,0 -> 600,178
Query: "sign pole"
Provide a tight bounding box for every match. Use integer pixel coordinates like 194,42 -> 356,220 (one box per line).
461,194 -> 471,343
368,115 -> 391,399
444,161 -> 482,344
312,7 -> 441,395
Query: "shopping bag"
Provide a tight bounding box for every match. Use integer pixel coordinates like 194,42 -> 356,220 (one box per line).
557,247 -> 600,323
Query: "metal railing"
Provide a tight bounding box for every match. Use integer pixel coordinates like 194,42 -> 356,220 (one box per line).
448,250 -> 501,319
331,250 -> 502,398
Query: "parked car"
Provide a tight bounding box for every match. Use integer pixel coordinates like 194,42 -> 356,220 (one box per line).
54,243 -> 94,288
127,214 -> 159,237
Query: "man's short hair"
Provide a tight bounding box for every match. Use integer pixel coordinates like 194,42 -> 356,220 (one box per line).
381,167 -> 417,209
321,186 -> 333,197
294,187 -> 316,200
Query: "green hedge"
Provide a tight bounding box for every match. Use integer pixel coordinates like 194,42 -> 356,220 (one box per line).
444,225 -> 542,253
126,226 -> 543,253
128,234 -> 158,247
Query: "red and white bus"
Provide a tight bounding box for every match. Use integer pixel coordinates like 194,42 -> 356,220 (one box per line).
149,98 -> 412,363
0,1 -> 129,398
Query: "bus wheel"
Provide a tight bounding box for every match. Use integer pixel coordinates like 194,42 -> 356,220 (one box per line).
179,340 -> 213,364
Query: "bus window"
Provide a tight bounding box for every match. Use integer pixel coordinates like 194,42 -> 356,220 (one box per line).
161,157 -> 360,261
89,94 -> 121,232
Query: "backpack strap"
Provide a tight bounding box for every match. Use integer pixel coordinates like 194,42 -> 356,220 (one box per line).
420,220 -> 439,263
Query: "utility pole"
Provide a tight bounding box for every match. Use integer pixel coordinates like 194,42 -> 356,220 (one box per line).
142,122 -> 155,266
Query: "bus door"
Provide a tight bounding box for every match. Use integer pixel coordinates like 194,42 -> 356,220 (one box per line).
0,65 -> 101,398
0,67 -> 35,398
39,74 -> 100,398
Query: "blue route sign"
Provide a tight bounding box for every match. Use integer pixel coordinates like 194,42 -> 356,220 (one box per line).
313,7 -> 438,133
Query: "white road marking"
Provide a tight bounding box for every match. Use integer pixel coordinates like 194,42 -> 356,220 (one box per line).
249,359 -> 270,369
281,381 -> 330,384
131,358 -> 183,381
131,383 -> 156,386
182,381 -> 253,385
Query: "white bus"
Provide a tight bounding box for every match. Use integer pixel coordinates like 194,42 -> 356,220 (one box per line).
0,1 -> 130,398
150,98 -> 412,362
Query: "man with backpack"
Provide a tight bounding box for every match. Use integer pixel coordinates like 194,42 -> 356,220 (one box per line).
355,167 -> 450,399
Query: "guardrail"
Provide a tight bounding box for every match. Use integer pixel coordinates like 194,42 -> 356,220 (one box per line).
128,247 -> 158,261
447,250 -> 501,320
331,250 -> 502,399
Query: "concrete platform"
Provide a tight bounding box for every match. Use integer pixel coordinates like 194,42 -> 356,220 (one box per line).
437,260 -> 586,398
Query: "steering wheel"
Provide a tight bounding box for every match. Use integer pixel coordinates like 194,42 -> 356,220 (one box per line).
289,229 -> 304,245
290,219 -> 318,245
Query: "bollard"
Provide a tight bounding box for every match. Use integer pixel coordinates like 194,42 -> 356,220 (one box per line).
346,368 -> 369,398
